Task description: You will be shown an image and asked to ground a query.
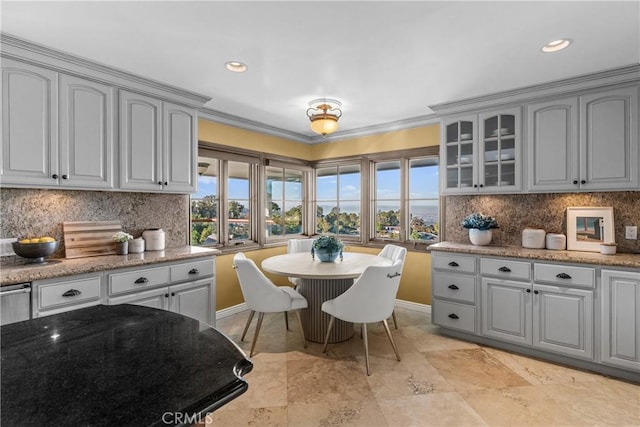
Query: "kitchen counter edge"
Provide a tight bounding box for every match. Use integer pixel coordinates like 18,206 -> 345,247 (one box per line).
429,242 -> 640,269
0,246 -> 220,286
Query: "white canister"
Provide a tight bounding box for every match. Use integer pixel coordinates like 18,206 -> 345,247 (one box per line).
129,238 -> 145,253
600,243 -> 617,255
545,233 -> 566,251
522,228 -> 546,249
142,228 -> 165,251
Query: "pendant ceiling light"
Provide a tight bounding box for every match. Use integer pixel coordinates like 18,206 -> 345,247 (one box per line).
306,99 -> 342,136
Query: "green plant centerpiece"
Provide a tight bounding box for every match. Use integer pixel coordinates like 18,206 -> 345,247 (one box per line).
461,213 -> 498,246
311,235 -> 344,262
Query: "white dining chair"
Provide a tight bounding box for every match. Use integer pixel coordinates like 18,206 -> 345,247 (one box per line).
321,259 -> 403,375
378,244 -> 407,329
233,252 -> 308,357
286,238 -> 315,288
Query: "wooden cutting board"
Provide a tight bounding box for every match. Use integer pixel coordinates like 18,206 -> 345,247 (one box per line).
63,221 -> 122,258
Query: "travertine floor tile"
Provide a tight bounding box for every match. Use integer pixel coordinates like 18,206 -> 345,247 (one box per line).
287,356 -> 375,403
211,307 -> 638,426
423,348 -> 531,391
287,399 -> 388,427
377,393 -> 488,426
482,346 -> 604,385
207,406 -> 287,426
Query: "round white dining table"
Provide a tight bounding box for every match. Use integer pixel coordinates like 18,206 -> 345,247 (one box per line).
262,252 -> 392,343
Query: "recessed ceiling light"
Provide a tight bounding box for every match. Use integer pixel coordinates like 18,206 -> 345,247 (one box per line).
542,39 -> 572,53
225,61 -> 247,73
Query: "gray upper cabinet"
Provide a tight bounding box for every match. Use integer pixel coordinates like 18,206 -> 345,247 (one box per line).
441,107 -> 521,194
580,87 -> 638,190
1,59 -> 58,186
527,97 -> 579,191
1,60 -> 115,189
527,86 -> 638,192
59,74 -> 115,189
120,91 -> 196,193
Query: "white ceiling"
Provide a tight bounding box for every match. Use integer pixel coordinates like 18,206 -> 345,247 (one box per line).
2,1 -> 639,142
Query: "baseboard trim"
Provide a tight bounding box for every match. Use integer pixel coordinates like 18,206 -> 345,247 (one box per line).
395,299 -> 431,314
215,300 -> 430,320
215,303 -> 248,320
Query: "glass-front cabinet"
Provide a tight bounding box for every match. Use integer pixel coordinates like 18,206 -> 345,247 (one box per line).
441,108 -> 521,194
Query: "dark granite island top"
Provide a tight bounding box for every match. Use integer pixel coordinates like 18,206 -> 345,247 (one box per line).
1,304 -> 252,426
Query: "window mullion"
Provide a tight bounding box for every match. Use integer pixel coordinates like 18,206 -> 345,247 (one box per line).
401,157 -> 410,242
219,160 -> 230,247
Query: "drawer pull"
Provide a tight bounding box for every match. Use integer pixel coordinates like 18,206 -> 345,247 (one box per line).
556,273 -> 572,279
448,261 -> 459,267
498,266 -> 511,273
448,284 -> 459,290
448,313 -> 459,319
188,268 -> 199,275
134,277 -> 149,284
62,289 -> 81,297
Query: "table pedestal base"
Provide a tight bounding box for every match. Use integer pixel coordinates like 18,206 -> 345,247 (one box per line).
297,278 -> 354,343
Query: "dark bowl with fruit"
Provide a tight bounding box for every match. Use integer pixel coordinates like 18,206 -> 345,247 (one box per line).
12,239 -> 59,263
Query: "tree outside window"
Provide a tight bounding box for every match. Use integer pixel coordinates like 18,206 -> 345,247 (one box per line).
316,164 -> 361,236
266,166 -> 303,237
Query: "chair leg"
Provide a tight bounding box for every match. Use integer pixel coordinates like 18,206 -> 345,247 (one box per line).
362,323 -> 371,376
284,311 -> 289,330
322,316 -> 336,353
392,310 -> 398,330
241,310 -> 255,341
294,310 -> 307,348
249,312 -> 265,357
382,319 -> 401,362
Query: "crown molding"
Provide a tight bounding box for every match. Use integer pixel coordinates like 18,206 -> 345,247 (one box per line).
0,32 -> 211,107
199,107 -> 439,145
429,64 -> 640,117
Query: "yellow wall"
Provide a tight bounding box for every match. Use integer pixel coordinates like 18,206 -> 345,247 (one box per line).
199,119 -> 439,310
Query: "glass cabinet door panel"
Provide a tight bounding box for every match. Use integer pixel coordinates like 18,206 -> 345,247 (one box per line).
446,145 -> 458,166
446,123 -> 459,143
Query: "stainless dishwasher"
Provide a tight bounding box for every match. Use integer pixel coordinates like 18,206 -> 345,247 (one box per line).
0,283 -> 32,325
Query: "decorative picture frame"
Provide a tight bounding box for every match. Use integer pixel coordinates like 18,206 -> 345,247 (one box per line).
566,207 -> 615,252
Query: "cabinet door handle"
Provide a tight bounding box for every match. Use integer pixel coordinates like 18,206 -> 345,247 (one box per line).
448,284 -> 459,290
556,273 -> 572,279
573,180 -> 578,185
171,292 -> 175,297
62,289 -> 81,297
448,261 -> 459,267
165,293 -> 169,298
526,288 -> 531,293
52,174 -> 59,179
158,181 -> 163,185
533,290 -> 539,295
448,313 -> 459,319
473,184 -> 478,188
498,266 -> 511,273
188,268 -> 199,275
580,180 -> 586,184
164,181 -> 168,186
134,277 -> 149,284
62,174 -> 68,180
479,184 -> 484,188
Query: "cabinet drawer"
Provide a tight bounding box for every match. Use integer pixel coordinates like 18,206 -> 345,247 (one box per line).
534,263 -> 595,288
432,253 -> 476,274
481,258 -> 531,280
170,259 -> 214,283
433,300 -> 476,333
109,266 -> 170,295
433,273 -> 476,304
39,276 -> 101,310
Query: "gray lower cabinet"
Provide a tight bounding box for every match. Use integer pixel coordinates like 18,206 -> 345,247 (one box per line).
601,269 -> 640,371
106,257 -> 216,326
33,273 -> 102,317
432,251 -> 637,378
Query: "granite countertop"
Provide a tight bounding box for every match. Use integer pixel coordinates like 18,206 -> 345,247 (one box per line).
429,242 -> 640,269
0,246 -> 220,286
0,304 -> 253,426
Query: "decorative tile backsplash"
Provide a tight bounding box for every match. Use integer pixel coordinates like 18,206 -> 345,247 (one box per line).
0,189 -> 189,258
444,191 -> 640,254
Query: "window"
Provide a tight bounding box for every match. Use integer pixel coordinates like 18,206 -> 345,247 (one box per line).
191,148 -> 258,247
315,164 -> 361,237
266,166 -> 304,238
372,153 -> 439,243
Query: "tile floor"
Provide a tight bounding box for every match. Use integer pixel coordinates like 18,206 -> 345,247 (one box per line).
208,307 -> 639,426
